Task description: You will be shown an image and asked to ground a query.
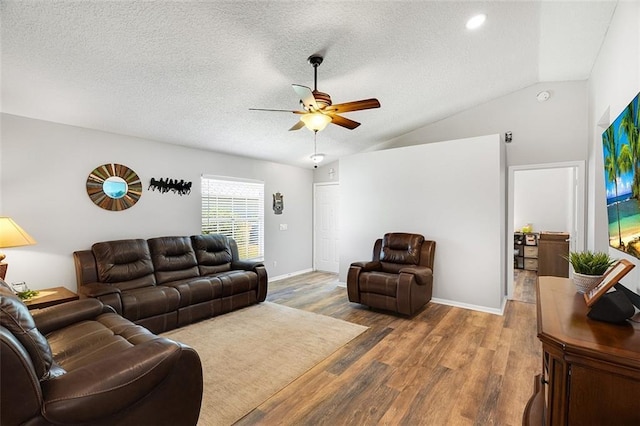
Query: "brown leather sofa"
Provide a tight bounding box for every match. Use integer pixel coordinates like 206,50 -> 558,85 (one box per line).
73,234 -> 267,333
347,233 -> 435,315
0,283 -> 203,425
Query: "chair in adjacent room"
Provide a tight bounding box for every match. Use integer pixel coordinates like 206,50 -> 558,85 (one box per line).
347,232 -> 435,315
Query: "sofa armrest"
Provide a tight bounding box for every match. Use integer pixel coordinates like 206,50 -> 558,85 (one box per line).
32,299 -> 106,335
232,259 -> 264,272
351,261 -> 381,272
77,283 -> 123,315
41,338 -> 182,424
73,250 -> 99,287
229,262 -> 268,302
399,266 -> 433,286
347,261 -> 380,304
78,282 -> 120,298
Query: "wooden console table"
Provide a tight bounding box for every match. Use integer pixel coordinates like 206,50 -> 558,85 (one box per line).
524,276 -> 640,425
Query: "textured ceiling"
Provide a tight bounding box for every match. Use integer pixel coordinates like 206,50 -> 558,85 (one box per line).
1,1 -> 616,168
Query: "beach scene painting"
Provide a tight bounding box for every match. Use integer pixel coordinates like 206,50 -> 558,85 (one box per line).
603,91 -> 640,257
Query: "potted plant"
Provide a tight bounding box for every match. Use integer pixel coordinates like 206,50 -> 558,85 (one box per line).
565,251 -> 616,293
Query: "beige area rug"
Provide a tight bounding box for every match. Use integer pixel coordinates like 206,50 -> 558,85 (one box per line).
162,302 -> 368,425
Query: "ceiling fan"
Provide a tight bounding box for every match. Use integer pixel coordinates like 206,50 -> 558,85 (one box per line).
250,55 -> 381,132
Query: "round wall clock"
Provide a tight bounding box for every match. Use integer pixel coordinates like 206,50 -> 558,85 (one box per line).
86,163 -> 142,211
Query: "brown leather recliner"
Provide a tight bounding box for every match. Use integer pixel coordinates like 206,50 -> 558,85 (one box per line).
347,233 -> 435,315
0,283 -> 203,426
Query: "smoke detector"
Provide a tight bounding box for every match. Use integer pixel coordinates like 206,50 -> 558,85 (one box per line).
536,91 -> 550,102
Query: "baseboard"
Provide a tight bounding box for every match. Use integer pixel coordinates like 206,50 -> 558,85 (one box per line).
270,273 -> 507,315
431,297 -> 506,316
269,268 -> 314,282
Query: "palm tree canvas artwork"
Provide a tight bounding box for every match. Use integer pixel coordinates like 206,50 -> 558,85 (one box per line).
603,91 -> 640,258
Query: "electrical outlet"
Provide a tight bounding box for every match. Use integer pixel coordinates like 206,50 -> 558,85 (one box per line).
273,260 -> 277,268
279,224 -> 288,231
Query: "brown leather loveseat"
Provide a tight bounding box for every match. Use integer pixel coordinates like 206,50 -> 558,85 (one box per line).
73,234 -> 267,333
347,232 -> 435,315
0,283 -> 203,425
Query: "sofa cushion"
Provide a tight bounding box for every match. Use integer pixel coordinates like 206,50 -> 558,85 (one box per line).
46,312 -> 159,371
148,237 -> 199,284
380,233 -> 424,273
120,286 -> 181,321
92,239 -> 156,290
161,277 -> 223,307
0,287 -> 54,380
217,270 -> 258,297
358,271 -> 398,297
191,234 -> 233,275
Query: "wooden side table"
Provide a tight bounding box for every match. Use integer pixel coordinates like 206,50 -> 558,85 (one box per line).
23,287 -> 79,310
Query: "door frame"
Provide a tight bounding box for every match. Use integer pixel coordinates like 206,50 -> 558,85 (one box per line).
313,182 -> 340,272
507,160 -> 586,299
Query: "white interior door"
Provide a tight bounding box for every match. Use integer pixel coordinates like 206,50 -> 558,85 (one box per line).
314,183 -> 339,273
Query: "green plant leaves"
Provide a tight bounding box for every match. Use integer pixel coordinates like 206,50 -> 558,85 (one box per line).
565,251 -> 616,275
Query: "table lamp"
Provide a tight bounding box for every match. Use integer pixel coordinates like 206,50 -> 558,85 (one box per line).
0,217 -> 37,280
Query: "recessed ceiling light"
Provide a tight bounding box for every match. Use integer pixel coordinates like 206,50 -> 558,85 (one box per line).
466,14 -> 487,30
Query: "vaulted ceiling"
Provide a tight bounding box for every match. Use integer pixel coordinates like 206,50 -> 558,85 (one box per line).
1,1 -> 617,168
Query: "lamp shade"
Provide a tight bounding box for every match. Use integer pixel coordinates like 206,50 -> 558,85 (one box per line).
301,112 -> 332,132
0,217 -> 37,248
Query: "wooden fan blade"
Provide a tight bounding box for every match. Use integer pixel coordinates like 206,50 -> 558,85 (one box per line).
325,98 -> 381,114
330,114 -> 361,130
249,108 -> 305,114
289,120 -> 306,131
292,84 -> 319,111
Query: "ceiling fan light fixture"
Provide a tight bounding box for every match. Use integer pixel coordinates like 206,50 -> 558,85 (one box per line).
310,153 -> 325,164
466,13 -> 486,30
301,112 -> 332,132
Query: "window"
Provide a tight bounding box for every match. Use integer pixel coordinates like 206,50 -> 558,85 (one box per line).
201,176 -> 264,260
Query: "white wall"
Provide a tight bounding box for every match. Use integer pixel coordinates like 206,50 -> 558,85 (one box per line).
313,160 -> 339,184
587,1 -> 640,292
382,80 -> 588,168
341,134 -> 506,313
0,114 -> 313,291
377,81 -> 589,284
514,167 -> 573,233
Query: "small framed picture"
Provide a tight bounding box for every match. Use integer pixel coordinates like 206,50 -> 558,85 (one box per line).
584,259 -> 635,307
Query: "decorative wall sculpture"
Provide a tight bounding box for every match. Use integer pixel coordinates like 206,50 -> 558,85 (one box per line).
148,178 -> 192,195
273,192 -> 284,214
86,163 -> 142,211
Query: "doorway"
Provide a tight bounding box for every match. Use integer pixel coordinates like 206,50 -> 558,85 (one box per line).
313,183 -> 339,273
507,161 -> 586,300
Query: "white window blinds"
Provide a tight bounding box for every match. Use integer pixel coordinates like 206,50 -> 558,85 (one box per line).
201,176 -> 264,261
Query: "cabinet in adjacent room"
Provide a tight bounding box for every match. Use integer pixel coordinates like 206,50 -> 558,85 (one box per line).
514,233 -> 525,269
537,232 -> 569,277
514,232 -> 538,271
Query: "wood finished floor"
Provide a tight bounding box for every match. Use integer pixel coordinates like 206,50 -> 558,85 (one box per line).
236,270 -> 540,426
